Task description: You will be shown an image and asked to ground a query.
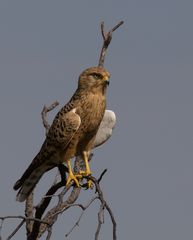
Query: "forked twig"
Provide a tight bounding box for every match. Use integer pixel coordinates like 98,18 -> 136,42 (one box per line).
98,21 -> 124,67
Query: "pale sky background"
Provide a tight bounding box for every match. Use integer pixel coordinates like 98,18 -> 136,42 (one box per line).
0,0 -> 193,239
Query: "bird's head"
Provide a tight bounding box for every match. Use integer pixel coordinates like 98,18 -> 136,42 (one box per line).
78,67 -> 110,92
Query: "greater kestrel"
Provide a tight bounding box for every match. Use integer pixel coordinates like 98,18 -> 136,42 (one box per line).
13,67 -> 110,202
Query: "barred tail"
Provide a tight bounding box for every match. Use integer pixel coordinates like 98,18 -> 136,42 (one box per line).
13,140 -> 58,202
14,163 -> 52,202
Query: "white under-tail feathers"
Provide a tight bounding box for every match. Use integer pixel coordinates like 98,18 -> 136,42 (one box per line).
94,110 -> 116,148
14,110 -> 116,202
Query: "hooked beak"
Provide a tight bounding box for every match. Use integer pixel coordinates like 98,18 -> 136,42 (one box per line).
103,75 -> 110,86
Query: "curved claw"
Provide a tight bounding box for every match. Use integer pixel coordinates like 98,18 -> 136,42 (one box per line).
66,172 -> 80,187
78,171 -> 93,189
87,179 -> 93,189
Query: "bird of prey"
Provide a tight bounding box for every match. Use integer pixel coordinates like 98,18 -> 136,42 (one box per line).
13,67 -> 110,202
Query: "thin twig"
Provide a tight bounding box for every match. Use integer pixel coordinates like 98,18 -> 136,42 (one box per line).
105,203 -> 117,240
112,21 -> 124,32
101,22 -> 106,40
0,219 -> 3,239
6,220 -> 25,240
95,203 -> 105,240
65,196 -> 98,238
0,216 -> 50,225
97,168 -> 107,183
46,227 -> 52,240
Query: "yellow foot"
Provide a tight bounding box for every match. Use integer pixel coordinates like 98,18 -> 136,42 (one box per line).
66,159 -> 81,187
66,172 -> 80,187
78,170 -> 93,189
79,170 -> 92,176
87,179 -> 94,189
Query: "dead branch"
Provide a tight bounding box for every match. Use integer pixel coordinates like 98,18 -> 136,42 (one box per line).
41,101 -> 59,135
25,192 -> 34,237
98,21 -> 124,67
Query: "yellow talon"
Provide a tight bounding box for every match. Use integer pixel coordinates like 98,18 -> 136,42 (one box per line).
66,160 -> 80,187
79,170 -> 92,176
87,179 -> 93,189
66,172 -> 80,187
65,151 -> 93,189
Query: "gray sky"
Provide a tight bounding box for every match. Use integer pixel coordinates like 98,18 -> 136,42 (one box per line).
0,0 -> 193,239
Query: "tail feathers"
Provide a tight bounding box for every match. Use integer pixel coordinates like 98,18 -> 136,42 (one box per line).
13,179 -> 22,191
15,164 -> 50,202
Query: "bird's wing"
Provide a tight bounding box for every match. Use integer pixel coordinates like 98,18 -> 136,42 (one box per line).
93,110 -> 116,148
13,108 -> 81,201
46,108 -> 81,149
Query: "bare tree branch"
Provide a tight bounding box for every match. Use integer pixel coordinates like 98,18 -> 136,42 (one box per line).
37,185 -> 81,239
98,21 -> 124,67
45,227 -> 52,240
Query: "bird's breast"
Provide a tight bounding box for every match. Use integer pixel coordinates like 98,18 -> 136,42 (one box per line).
61,93 -> 106,161
78,93 -> 106,133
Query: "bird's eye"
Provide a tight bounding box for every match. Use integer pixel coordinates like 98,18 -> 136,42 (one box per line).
92,73 -> 102,79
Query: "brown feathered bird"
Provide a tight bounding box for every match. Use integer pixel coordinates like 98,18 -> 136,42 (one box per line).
13,67 -> 110,202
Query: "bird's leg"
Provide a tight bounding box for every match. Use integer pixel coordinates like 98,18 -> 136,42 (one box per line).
79,151 -> 93,188
83,151 -> 92,175
66,159 -> 80,187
